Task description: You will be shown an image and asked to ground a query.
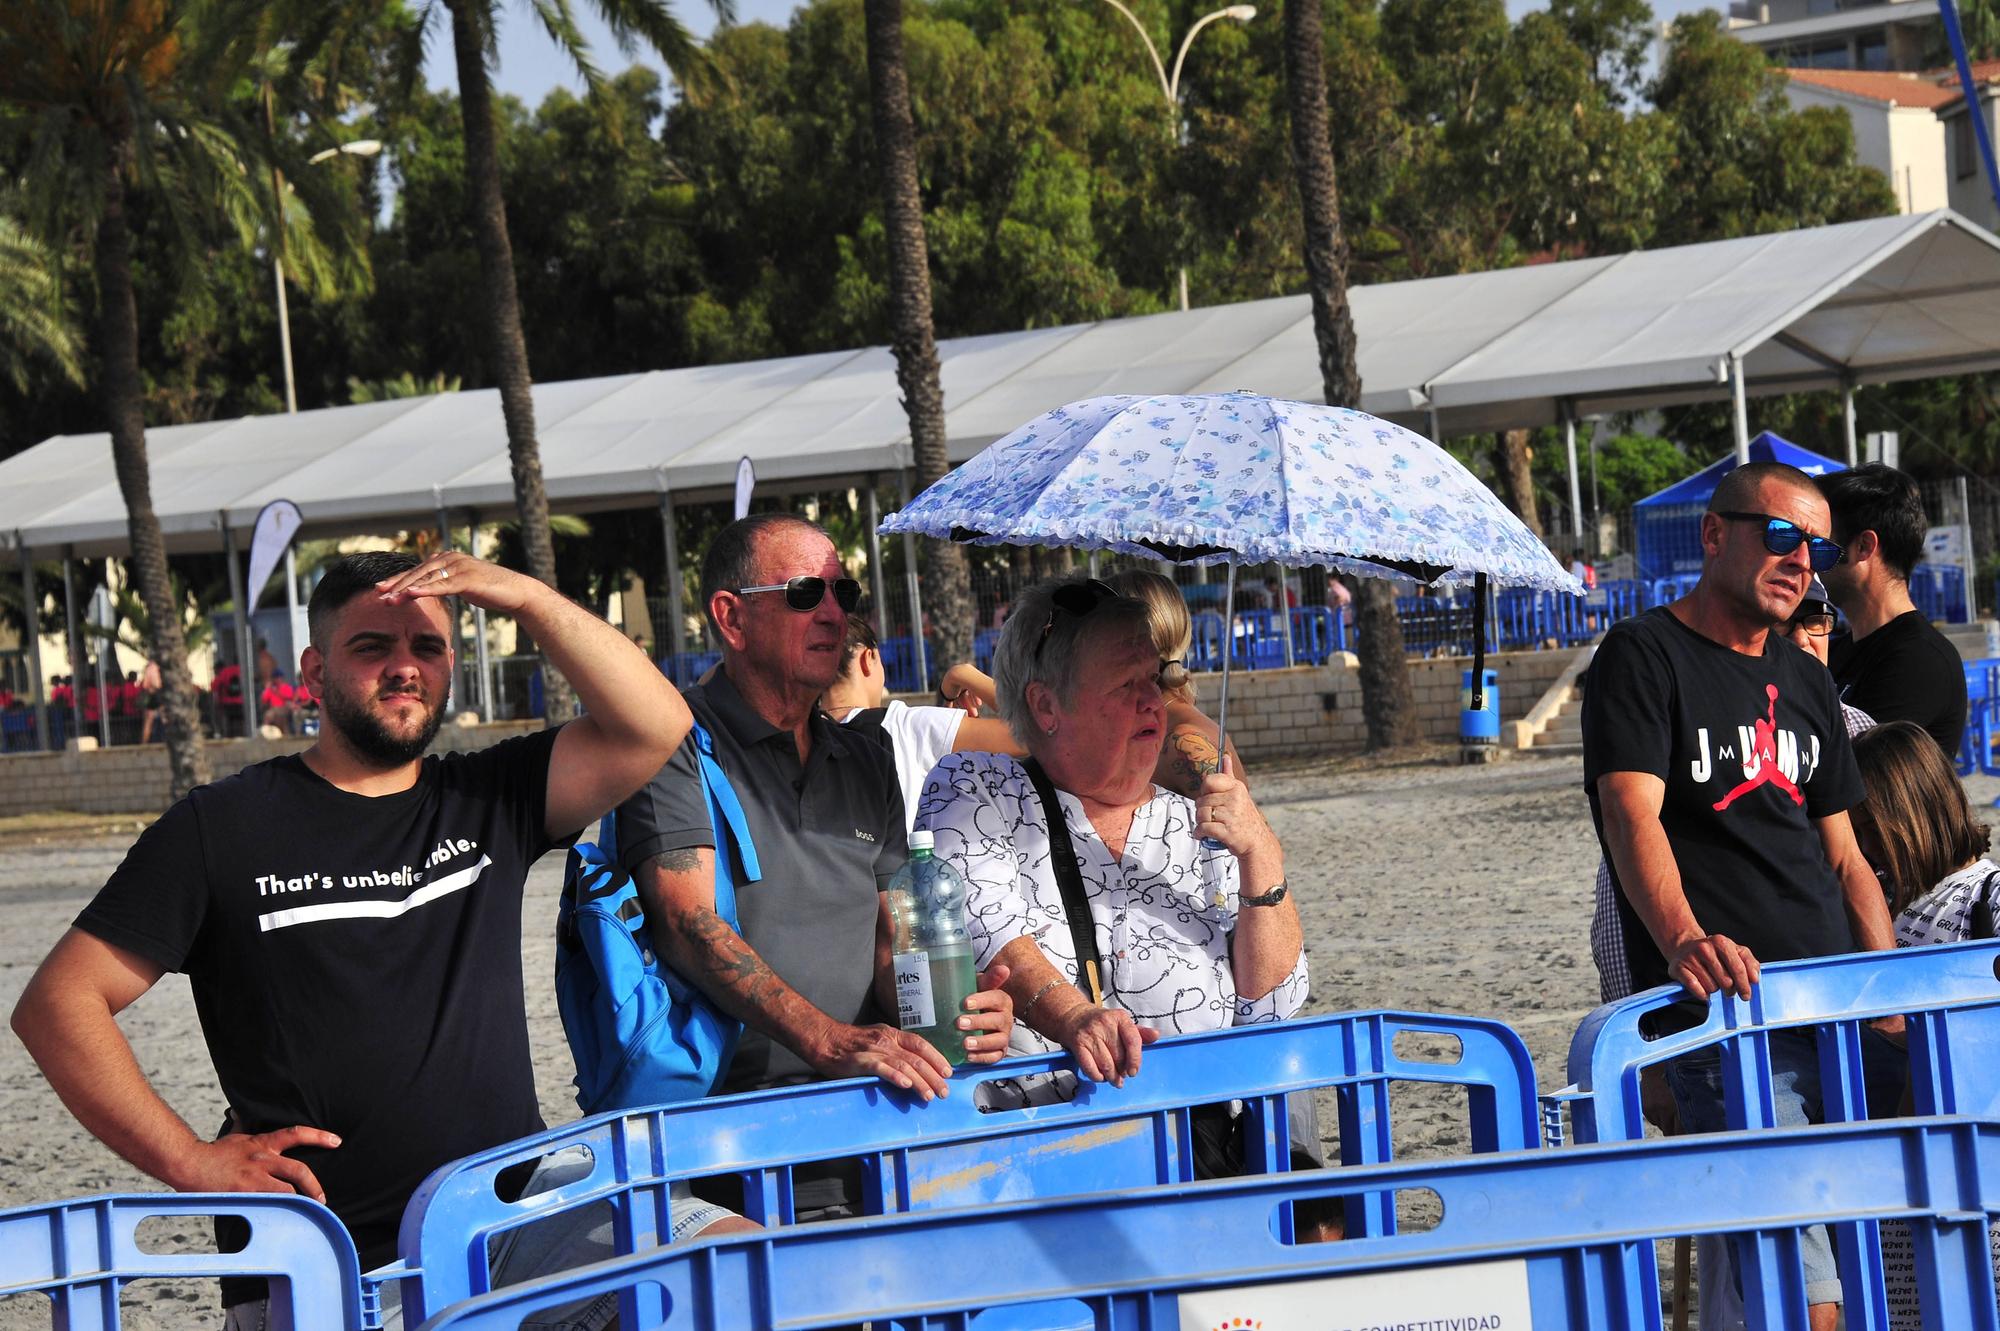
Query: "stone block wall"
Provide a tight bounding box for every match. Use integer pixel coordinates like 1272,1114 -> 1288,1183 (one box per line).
1190,648 -> 1576,762
0,648 -> 1580,815
0,720 -> 544,818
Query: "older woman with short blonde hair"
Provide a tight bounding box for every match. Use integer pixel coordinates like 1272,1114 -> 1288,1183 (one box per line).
916,575 -> 1306,1092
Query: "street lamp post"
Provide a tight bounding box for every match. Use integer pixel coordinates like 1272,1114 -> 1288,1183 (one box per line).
266,132 -> 382,415
1097,1 -> 1256,311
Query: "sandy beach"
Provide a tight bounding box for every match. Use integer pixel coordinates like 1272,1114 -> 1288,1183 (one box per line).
7,748 -> 1985,1326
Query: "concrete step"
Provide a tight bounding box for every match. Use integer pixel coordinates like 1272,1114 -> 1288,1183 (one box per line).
1539,711 -> 1584,745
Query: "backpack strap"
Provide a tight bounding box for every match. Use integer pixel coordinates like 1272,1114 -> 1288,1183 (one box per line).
1023,757 -> 1103,1005
692,722 -> 761,885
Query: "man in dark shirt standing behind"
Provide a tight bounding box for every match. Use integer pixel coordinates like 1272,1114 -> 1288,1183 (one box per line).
1817,463 -> 1967,754
12,550 -> 694,1326
1583,461 -> 1898,1331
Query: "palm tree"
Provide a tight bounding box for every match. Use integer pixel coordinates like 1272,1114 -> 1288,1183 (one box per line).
862,0 -> 972,678
1281,0 -> 1417,749
1,2 -> 265,794
0,210 -> 84,391
425,0 -> 725,722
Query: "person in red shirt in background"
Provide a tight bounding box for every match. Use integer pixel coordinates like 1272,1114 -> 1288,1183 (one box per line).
49,675 -> 74,711
260,672 -> 301,735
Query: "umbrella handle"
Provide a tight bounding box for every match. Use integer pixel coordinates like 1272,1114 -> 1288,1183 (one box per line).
1202,562 -> 1237,854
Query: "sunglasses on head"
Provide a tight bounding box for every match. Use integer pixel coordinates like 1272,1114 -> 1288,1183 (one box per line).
735,576 -> 862,613
1715,511 -> 1845,573
1035,579 -> 1119,659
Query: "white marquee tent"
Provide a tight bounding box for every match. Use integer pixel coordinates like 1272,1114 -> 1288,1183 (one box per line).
4,208 -> 1998,565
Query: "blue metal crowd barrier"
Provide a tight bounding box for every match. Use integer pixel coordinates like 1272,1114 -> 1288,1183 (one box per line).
1286,605 -> 1344,663
0,1192 -> 365,1331
657,650 -> 722,689
1556,940 -> 2000,1148
380,1010 -> 1539,1323
1189,611 -> 1226,671
1556,942 -> 2000,1328
1912,563 -> 1970,624
414,1117 -> 2000,1331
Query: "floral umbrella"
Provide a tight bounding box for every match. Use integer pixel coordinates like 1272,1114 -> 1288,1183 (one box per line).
881,391 -> 1581,748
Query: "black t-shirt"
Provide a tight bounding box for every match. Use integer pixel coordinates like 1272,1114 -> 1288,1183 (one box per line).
1583,608 -> 1864,995
74,729 -> 568,1271
1829,609 -> 1967,754
615,669 -> 906,1095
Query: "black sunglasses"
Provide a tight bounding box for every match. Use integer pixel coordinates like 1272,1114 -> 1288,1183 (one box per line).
1715,512 -> 1845,573
735,576 -> 862,613
1035,579 -> 1119,659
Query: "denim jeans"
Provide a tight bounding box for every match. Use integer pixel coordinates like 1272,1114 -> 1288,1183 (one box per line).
1666,1026 -> 1906,1313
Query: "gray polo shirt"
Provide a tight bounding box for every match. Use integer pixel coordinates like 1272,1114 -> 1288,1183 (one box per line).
615,667 -> 908,1094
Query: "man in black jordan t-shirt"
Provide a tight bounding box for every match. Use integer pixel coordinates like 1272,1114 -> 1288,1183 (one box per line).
1817,463 -> 1967,755
10,550 -> 705,1326
1583,461 -> 1899,1331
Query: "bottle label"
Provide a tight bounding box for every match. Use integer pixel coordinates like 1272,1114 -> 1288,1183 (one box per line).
894,951 -> 936,1029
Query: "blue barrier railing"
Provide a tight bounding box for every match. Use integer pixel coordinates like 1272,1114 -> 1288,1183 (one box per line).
0,1193 -> 365,1331
1912,563 -> 1970,625
383,1010 -> 1539,1323
1556,940 -> 2000,1148
413,1117 -> 2000,1331
1555,942 -> 2000,1329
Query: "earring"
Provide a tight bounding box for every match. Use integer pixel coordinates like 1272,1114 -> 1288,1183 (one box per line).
1045,721 -> 1058,736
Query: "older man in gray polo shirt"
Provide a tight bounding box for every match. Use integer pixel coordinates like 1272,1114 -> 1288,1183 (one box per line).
615,514 -> 1013,1215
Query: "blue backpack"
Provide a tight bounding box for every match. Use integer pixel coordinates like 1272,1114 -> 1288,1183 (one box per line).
555,722 -> 761,1113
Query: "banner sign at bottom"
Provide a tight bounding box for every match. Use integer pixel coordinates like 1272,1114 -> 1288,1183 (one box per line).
1178,1257 -> 1532,1331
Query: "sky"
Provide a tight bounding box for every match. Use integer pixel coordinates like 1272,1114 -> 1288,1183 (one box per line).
426,0 -> 1736,105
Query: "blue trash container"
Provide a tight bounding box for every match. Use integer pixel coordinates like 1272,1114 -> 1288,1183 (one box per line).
1460,668 -> 1499,747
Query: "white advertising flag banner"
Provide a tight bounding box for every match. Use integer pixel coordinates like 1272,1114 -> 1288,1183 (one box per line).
734,456 -> 756,521
245,500 -> 304,616
1176,1258 -> 1533,1331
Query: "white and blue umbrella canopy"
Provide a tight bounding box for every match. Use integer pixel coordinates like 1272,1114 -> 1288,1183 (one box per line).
881,392 -> 1581,595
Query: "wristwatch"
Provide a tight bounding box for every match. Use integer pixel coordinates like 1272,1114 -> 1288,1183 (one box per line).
1239,879 -> 1289,907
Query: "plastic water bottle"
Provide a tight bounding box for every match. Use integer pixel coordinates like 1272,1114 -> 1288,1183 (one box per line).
889,831 -> 980,1065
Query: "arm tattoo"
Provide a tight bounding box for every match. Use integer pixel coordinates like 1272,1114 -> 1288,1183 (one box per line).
643,847 -> 702,875
1162,729 -> 1221,799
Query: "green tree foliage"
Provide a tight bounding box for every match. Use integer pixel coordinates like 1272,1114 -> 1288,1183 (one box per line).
0,0 -> 1924,609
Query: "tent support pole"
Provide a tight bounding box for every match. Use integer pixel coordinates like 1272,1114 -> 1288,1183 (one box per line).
475,605 -> 493,723
1842,377 -> 1858,467
61,552 -> 83,742
436,506 -> 467,713
1588,417 -> 1602,551
658,490 -> 685,660
1730,355 -> 1751,466
1275,561 -> 1296,667
899,470 -> 929,693
284,544 -> 303,680
19,540 -> 48,751
222,514 -> 256,741
865,476 -> 889,635
1960,475 -> 1978,624
1562,400 -> 1583,550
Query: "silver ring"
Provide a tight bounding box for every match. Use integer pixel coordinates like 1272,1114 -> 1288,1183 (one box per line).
435,567 -> 450,581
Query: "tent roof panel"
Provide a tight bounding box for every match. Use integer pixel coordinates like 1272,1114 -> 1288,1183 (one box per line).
7,211 -> 2000,555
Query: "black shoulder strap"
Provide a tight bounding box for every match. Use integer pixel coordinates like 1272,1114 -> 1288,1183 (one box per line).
1973,868 -> 2000,941
1022,757 -> 1104,1004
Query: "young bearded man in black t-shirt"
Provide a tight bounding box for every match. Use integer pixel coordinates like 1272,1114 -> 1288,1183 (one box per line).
1583,462 -> 1900,1331
10,550 -> 703,1326
1816,463 -> 1967,755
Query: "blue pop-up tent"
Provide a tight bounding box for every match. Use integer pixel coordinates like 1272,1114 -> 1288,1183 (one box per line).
1633,432 -> 1847,583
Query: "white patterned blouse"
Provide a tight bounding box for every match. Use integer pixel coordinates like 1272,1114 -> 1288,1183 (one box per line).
915,751 -> 1309,1058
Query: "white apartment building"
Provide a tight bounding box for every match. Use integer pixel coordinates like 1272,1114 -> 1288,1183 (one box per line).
1781,63 -> 2000,233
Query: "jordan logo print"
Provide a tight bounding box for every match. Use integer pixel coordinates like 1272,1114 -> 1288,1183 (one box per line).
1712,684 -> 1804,811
